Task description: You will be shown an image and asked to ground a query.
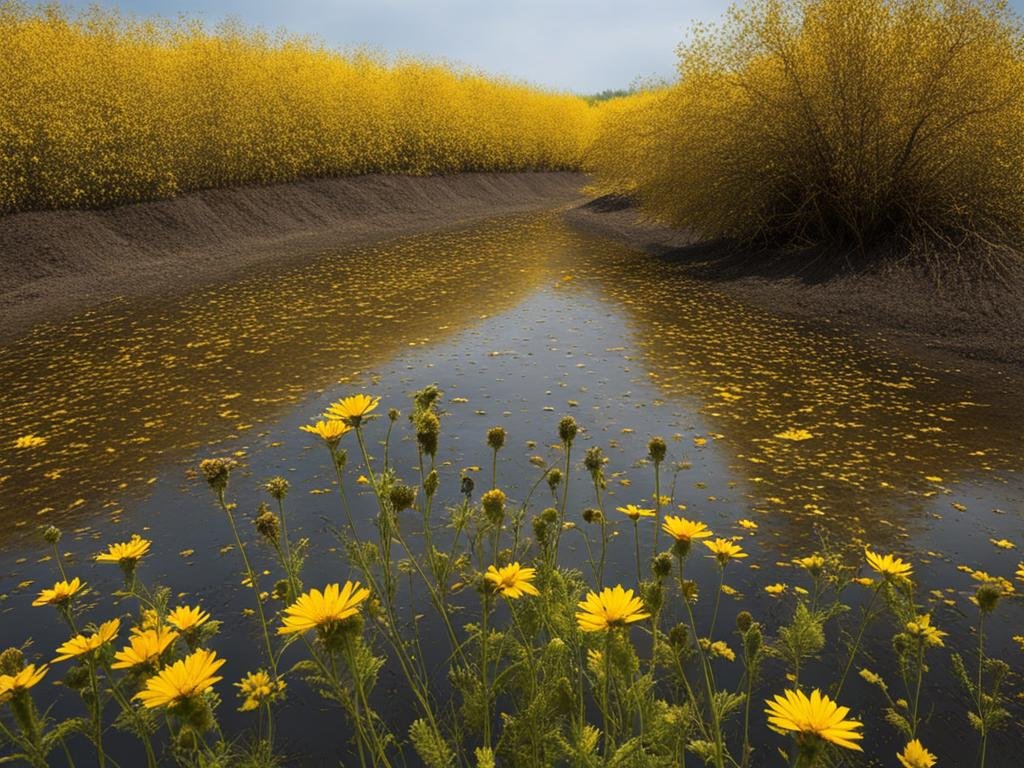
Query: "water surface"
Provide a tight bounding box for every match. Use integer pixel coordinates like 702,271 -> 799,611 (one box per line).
1,210 -> 1021,764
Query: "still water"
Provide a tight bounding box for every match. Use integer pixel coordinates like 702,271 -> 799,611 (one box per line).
1,210 -> 1021,764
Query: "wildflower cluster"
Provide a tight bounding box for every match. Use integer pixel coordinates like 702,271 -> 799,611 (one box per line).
3,398 -> 1018,768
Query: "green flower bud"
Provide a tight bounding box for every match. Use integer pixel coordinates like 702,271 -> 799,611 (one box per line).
389,483 -> 417,512
481,488 -> 506,526
486,426 -> 506,451
736,611 -> 753,633
416,411 -> 440,458
558,415 -> 578,444
648,436 -> 667,463
0,647 -> 25,674
652,552 -> 673,579
546,468 -> 562,493
264,476 -> 289,501
198,457 -> 237,493
254,503 -> 280,543
424,470 -> 439,498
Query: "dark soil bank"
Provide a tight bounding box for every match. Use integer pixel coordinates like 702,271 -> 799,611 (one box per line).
566,195 -> 1024,384
0,172 -> 585,343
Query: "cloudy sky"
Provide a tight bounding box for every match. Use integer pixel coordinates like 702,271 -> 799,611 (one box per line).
64,0 -> 1024,94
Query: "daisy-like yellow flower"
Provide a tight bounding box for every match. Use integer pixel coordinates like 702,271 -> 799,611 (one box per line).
53,619 -> 121,662
485,563 -> 539,599
765,688 -> 863,751
865,549 -> 912,581
32,577 -> 85,607
794,555 -> 825,574
278,582 -> 370,635
299,419 -> 350,445
617,504 -> 656,521
95,535 -> 151,565
897,739 -> 937,768
325,394 -> 380,426
661,515 -> 712,543
704,538 -> 748,564
112,627 -> 179,669
235,670 -> 286,712
166,605 -> 211,633
134,649 -> 225,709
905,614 -> 947,648
0,664 -> 48,699
576,585 -> 650,632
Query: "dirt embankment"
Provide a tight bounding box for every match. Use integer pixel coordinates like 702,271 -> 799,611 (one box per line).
0,172 -> 585,344
566,195 -> 1024,383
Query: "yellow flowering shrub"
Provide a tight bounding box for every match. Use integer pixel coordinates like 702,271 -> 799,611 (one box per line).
588,0 -> 1024,266
0,3 -> 602,213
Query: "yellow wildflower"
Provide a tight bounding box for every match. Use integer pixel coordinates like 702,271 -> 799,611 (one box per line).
278,582 -> 370,635
617,504 -> 655,521
32,577 -> 85,607
905,614 -> 947,647
484,563 -> 539,599
95,535 -> 150,565
576,585 -> 650,632
704,538 -> 748,564
661,515 -> 712,543
325,394 -> 380,426
53,619 -> 120,662
112,627 -> 179,669
897,739 -> 937,768
765,688 -> 863,751
299,419 -> 351,445
0,664 -> 48,698
134,649 -> 225,709
166,605 -> 211,633
235,670 -> 286,712
865,549 -> 912,581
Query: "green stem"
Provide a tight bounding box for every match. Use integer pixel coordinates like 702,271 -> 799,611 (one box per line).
633,520 -> 642,584
217,490 -> 277,677
481,592 -> 493,749
603,629 -> 613,764
652,461 -> 661,558
678,556 -> 725,768
910,640 -> 925,738
709,565 -> 726,640
102,664 -> 157,768
977,612 -> 987,768
833,582 -> 883,698
87,659 -> 106,768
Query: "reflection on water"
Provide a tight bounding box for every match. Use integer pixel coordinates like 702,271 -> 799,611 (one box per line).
0,218 -> 559,535
0,210 -> 1021,763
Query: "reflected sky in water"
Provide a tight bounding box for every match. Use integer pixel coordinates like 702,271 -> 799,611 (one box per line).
0,211 -> 1021,763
